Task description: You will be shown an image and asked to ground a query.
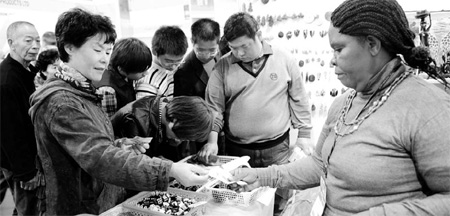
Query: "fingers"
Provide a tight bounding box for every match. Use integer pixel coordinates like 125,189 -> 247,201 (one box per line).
187,174 -> 209,186
190,165 -> 209,176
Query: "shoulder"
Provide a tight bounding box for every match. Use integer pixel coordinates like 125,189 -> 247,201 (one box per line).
394,76 -> 450,111
269,44 -> 295,62
214,53 -> 234,74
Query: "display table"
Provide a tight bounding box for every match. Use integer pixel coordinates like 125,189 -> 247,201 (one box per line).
100,188 -> 276,216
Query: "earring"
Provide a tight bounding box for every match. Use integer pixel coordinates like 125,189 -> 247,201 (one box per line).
310,30 -> 315,38
278,31 -> 284,38
303,29 -> 308,39
294,29 -> 300,37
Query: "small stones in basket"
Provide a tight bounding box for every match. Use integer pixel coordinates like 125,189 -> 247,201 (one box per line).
169,180 -> 200,192
186,154 -> 221,166
136,191 -> 197,215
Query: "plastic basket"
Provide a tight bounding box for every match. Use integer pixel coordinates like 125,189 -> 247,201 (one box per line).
174,155 -> 265,207
202,182 -> 267,207
122,188 -> 208,216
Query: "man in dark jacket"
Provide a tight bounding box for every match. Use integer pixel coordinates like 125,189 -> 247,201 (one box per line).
174,18 -> 221,98
0,21 -> 41,215
173,18 -> 222,156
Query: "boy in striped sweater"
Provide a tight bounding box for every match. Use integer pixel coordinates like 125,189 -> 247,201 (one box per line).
135,26 -> 188,100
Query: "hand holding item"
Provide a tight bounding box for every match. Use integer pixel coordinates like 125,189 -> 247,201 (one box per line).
117,137 -> 152,155
169,162 -> 209,187
197,142 -> 218,164
20,172 -> 40,190
296,137 -> 314,156
229,168 -> 261,192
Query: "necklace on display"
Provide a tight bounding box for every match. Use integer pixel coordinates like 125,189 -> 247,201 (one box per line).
334,71 -> 411,136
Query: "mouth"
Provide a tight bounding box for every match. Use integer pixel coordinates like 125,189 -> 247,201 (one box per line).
94,67 -> 105,71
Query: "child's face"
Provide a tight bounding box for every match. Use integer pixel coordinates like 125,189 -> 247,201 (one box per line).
45,59 -> 61,77
155,54 -> 184,71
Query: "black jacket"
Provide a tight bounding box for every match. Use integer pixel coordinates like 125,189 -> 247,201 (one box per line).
0,54 -> 38,181
174,50 -> 219,98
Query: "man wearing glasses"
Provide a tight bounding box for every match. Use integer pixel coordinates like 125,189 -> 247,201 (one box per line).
174,18 -> 221,99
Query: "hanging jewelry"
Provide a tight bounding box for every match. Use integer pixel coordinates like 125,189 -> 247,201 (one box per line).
278,31 -> 284,38
286,31 -> 292,39
310,30 -> 315,38
294,29 -> 300,37
303,29 -> 308,39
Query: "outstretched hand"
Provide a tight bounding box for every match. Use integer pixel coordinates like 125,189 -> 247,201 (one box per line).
119,137 -> 152,155
229,168 -> 261,192
170,162 -> 209,187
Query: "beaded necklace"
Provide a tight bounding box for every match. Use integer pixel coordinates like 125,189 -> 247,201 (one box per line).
334,71 -> 411,137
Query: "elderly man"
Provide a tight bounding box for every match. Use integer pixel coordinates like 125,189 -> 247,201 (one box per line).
0,21 -> 41,215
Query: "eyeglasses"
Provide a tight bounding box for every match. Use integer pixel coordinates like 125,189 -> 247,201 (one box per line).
194,48 -> 218,56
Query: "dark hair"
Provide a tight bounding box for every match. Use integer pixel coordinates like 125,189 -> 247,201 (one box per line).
224,12 -> 259,42
191,18 -> 220,44
219,35 -> 230,55
55,8 -> 116,62
110,37 -> 152,74
165,96 -> 213,142
152,26 -> 188,57
331,0 -> 449,87
36,49 -> 59,72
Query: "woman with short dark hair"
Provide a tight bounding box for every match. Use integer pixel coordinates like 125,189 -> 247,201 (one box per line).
29,8 -> 209,215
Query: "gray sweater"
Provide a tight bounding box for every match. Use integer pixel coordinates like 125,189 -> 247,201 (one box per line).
256,59 -> 450,215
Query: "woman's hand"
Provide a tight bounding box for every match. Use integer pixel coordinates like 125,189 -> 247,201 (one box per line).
169,163 -> 209,187
117,137 -> 152,155
230,168 -> 261,192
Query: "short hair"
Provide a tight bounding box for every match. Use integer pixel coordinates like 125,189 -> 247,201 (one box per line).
224,12 -> 259,42
219,35 -> 230,55
36,49 -> 59,72
55,8 -> 116,62
191,18 -> 220,44
165,96 -> 213,142
6,21 -> 35,40
42,31 -> 56,46
110,37 -> 152,74
151,26 -> 188,57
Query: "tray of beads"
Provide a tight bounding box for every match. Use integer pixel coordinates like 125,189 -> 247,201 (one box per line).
122,188 -> 208,216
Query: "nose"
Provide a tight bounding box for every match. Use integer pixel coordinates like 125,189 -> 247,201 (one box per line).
32,40 -> 40,49
237,49 -> 245,58
330,56 -> 336,67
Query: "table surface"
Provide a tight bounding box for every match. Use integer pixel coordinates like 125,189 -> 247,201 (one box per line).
100,188 -> 276,216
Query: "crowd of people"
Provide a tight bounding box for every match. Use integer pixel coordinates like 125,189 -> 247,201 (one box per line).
0,0 -> 449,215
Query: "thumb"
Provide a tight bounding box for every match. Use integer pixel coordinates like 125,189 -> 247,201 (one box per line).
190,165 -> 209,176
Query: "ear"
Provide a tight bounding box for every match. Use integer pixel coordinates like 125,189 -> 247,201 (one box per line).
7,39 -> 14,49
256,30 -> 263,41
366,35 -> 382,56
64,44 -> 75,56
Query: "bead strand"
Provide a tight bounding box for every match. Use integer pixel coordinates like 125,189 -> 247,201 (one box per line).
334,71 -> 410,136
